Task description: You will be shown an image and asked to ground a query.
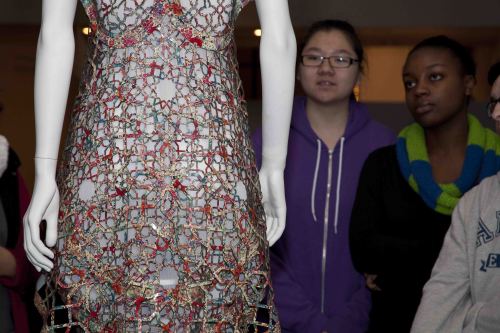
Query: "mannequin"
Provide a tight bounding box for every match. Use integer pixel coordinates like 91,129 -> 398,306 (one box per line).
24,0 -> 296,330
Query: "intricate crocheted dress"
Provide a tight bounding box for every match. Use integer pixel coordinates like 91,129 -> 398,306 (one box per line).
37,0 -> 279,331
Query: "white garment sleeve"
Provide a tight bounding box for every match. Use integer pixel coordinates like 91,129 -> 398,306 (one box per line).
410,197 -> 474,333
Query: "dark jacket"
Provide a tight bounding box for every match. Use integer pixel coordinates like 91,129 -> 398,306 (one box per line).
252,96 -> 395,333
349,145 -> 451,333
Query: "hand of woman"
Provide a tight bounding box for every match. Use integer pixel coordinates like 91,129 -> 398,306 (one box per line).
23,172 -> 59,272
0,246 -> 16,277
258,167 -> 286,247
365,273 -> 382,291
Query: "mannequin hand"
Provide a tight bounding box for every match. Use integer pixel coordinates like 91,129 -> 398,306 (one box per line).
258,167 -> 286,246
23,173 -> 59,272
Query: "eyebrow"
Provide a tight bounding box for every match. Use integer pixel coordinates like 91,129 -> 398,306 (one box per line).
402,63 -> 446,76
302,47 -> 354,55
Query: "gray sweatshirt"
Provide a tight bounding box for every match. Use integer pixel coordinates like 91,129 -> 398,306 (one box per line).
411,172 -> 500,333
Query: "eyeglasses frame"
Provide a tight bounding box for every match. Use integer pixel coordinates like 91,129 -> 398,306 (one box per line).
487,97 -> 500,117
300,54 -> 359,68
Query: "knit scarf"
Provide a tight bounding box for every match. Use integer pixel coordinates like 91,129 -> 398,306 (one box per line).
396,114 -> 500,215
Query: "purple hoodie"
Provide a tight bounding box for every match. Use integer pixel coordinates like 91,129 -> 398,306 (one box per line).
252,96 -> 395,333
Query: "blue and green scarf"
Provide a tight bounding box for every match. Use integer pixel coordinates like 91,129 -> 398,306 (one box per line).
396,114 -> 500,215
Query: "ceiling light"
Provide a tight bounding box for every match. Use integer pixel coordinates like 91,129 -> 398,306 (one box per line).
82,27 -> 92,36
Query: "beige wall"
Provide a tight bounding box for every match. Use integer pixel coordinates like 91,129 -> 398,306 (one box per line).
360,46 -> 412,102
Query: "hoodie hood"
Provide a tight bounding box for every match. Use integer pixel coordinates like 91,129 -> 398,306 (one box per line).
290,96 -> 372,146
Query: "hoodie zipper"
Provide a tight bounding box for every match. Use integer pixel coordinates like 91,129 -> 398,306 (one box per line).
320,148 -> 334,314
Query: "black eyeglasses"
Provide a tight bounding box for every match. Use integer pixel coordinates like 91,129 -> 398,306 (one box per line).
300,55 -> 359,68
486,97 -> 500,117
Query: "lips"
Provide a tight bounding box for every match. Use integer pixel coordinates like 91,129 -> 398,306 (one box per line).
317,80 -> 336,87
415,103 -> 434,114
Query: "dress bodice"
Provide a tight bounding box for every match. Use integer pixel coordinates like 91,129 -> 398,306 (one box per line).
80,0 -> 249,50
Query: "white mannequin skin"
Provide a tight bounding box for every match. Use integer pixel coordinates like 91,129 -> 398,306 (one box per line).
24,0 -> 296,272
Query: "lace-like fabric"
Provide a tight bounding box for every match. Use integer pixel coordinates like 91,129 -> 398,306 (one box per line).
36,0 -> 279,331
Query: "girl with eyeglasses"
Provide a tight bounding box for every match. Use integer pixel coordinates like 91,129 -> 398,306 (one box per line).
350,36 -> 500,333
252,20 -> 395,332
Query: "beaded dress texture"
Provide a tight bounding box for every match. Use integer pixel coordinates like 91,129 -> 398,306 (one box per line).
36,0 -> 279,331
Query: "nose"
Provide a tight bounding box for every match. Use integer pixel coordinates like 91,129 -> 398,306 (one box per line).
414,79 -> 430,96
317,58 -> 335,74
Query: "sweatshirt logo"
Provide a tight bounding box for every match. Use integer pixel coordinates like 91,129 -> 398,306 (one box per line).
476,212 -> 500,248
480,253 -> 500,272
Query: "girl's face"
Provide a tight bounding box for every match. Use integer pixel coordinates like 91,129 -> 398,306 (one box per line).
402,47 -> 475,128
298,30 -> 360,106
490,76 -> 500,133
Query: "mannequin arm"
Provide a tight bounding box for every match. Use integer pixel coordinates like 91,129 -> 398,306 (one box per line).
254,0 -> 296,246
24,0 -> 78,272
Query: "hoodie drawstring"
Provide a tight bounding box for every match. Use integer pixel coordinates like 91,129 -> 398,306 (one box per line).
311,139 -> 322,222
333,137 -> 345,234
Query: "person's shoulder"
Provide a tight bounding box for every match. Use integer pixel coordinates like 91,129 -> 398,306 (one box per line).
462,173 -> 500,204
367,144 -> 396,162
361,144 -> 397,174
457,173 -> 500,220
366,118 -> 394,135
363,118 -> 397,147
364,114 -> 395,134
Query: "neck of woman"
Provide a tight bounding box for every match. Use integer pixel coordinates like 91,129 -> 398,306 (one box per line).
425,109 -> 469,156
425,109 -> 469,184
306,98 -> 350,150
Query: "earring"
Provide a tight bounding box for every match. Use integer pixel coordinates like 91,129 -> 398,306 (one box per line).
353,85 -> 360,102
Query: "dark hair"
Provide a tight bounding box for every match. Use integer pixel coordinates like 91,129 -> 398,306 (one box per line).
299,19 -> 365,73
488,61 -> 500,86
408,35 -> 476,78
